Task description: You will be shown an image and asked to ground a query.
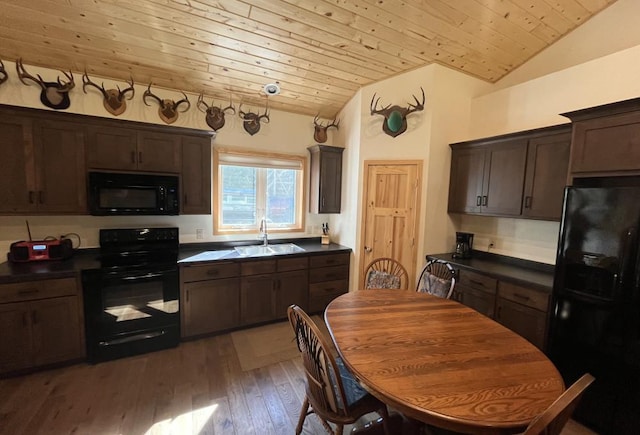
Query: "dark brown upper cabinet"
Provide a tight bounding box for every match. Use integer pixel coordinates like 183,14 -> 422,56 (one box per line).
86,126 -> 181,173
448,124 -> 571,221
308,145 -> 344,214
0,103 -> 213,216
181,135 -> 212,214
522,131 -> 570,220
0,115 -> 86,214
449,138 -> 528,217
561,97 -> 640,180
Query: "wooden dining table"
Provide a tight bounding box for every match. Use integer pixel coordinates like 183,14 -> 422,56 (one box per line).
324,290 -> 565,435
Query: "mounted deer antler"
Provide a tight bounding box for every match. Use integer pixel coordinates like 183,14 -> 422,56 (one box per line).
239,102 -> 270,136
82,71 -> 135,116
313,115 -> 340,143
0,59 -> 8,85
197,93 -> 235,131
143,83 -> 190,124
370,87 -> 425,137
16,58 -> 75,110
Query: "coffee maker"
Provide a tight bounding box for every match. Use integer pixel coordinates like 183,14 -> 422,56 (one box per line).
452,232 -> 474,259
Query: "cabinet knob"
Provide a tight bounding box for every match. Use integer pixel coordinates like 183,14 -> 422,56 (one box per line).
38,191 -> 44,204
482,196 -> 488,206
28,191 -> 35,204
476,196 -> 481,206
524,196 -> 532,209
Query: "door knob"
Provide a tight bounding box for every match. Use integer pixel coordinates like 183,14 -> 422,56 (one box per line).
364,246 -> 372,253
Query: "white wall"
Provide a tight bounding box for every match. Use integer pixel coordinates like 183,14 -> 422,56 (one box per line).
0,59 -> 331,255
335,64 -> 488,287
460,43 -> 640,264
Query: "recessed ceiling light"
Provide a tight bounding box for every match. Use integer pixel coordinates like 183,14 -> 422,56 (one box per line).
263,83 -> 281,95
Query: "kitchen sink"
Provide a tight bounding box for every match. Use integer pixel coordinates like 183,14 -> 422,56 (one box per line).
234,243 -> 305,257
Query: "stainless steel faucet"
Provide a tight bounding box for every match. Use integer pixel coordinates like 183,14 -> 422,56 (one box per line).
259,217 -> 268,246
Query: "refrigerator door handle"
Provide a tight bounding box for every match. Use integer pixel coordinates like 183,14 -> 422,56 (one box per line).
619,227 -> 636,292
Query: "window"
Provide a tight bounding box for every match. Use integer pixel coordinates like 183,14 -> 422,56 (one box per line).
214,148 -> 306,234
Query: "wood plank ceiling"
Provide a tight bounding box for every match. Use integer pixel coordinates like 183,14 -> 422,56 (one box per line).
0,0 -> 618,118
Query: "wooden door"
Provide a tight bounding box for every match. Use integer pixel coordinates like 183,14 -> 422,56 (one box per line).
33,120 -> 87,214
482,139 -> 528,216
448,147 -> 485,213
0,302 -> 33,373
522,132 -> 571,220
86,125 -> 138,170
31,296 -> 84,366
0,116 -> 37,213
183,278 -> 240,337
360,161 -> 422,289
181,136 -> 212,214
137,131 -> 181,173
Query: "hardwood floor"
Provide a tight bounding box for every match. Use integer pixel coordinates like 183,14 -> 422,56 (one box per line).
0,329 -> 599,435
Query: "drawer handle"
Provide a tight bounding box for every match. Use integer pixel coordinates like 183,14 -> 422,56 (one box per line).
512,293 -> 530,301
324,287 -> 337,293
18,288 -> 39,295
206,269 -> 220,276
324,274 -> 337,279
469,279 -> 485,287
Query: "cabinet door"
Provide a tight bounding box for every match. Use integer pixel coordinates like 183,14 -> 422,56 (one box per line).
0,302 -> 32,373
309,145 -> 344,214
0,116 -> 37,213
448,147 -> 485,213
240,274 -> 275,325
137,131 -> 181,173
31,296 -> 84,366
496,298 -> 547,350
86,125 -> 138,170
482,139 -> 528,216
522,132 -> 570,220
181,136 -> 211,214
458,284 -> 495,318
571,111 -> 640,174
183,278 -> 240,337
33,120 -> 87,213
274,270 -> 308,319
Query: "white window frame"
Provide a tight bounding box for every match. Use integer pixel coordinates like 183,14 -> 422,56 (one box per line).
213,147 -> 306,235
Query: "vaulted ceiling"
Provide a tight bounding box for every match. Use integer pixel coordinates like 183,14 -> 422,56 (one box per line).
0,0 -> 618,118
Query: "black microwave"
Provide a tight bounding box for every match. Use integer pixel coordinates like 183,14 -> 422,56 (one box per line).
88,172 -> 179,215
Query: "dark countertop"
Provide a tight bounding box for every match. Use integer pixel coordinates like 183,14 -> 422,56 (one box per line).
0,238 -> 352,283
427,251 -> 555,293
178,240 -> 351,263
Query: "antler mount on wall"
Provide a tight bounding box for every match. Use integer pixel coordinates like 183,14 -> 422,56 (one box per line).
82,71 -> 135,116
313,115 -> 340,143
197,93 -> 235,131
239,102 -> 270,136
143,83 -> 190,124
16,58 -> 75,110
370,87 -> 426,137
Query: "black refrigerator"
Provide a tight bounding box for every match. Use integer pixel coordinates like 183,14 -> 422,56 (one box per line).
548,184 -> 640,435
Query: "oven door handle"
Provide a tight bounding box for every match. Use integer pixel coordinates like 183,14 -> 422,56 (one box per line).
120,272 -> 165,281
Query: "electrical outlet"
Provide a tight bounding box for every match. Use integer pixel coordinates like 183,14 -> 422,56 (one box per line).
488,239 -> 495,249
196,229 -> 204,240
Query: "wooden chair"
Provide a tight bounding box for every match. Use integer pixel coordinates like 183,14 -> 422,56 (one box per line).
416,259 -> 456,298
287,305 -> 391,435
523,373 -> 595,435
364,257 -> 409,290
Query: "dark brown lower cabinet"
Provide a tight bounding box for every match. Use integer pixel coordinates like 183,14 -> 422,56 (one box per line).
0,278 -> 84,375
180,251 -> 348,335
453,270 -> 497,319
181,262 -> 240,338
495,281 -> 549,350
453,269 -> 550,350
